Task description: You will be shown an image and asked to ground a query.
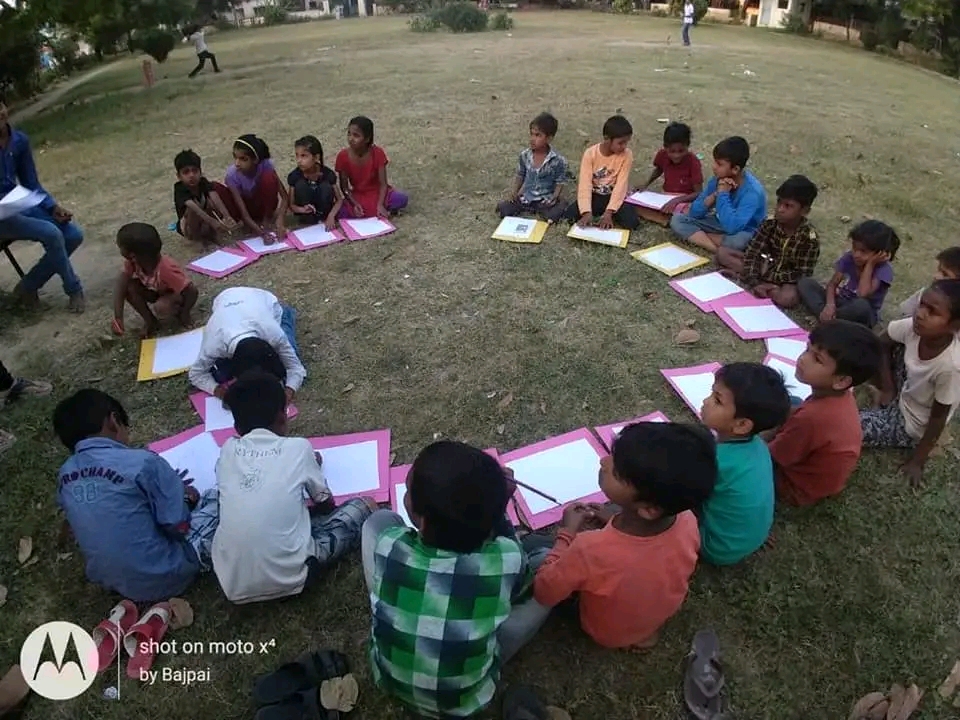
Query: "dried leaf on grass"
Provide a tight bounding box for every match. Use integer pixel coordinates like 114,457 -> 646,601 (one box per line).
0,584 -> 7,607
497,393 -> 514,410
939,661 -> 960,698
320,674 -> 359,712
674,328 -> 701,345
546,708 -> 571,720
20,557 -> 38,569
168,598 -> 194,630
892,685 -> 922,720
886,684 -> 906,720
17,537 -> 31,565
342,383 -> 355,394
496,424 -> 506,435
849,692 -> 887,720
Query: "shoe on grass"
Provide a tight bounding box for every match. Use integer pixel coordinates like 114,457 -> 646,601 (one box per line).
2,378 -> 53,406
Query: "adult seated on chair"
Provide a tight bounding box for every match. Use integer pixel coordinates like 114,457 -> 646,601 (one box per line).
0,95 -> 85,312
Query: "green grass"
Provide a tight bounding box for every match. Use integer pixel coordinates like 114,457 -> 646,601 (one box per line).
2,12 -> 960,720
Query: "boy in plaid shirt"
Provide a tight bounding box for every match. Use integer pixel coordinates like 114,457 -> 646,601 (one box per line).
361,441 -> 549,718
734,175 -> 820,309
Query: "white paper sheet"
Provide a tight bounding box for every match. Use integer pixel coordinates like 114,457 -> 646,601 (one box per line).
505,438 -> 603,516
190,249 -> 249,273
764,355 -> 812,401
627,190 -> 678,209
241,236 -> 292,255
675,272 -> 743,304
765,337 -> 808,363
316,440 -> 381,497
671,371 -> 716,417
611,415 -> 667,437
204,396 -> 235,432
568,226 -> 626,247
639,245 -> 703,273
494,216 -> 535,240
345,218 -> 393,237
157,431 -> 221,496
294,225 -> 341,248
0,186 -> 44,220
152,328 -> 204,375
726,304 -> 801,334
393,482 -> 413,527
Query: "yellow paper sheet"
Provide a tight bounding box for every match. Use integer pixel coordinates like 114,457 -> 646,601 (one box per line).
631,242 -> 709,277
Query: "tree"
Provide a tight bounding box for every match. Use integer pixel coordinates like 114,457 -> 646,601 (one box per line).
0,4 -> 42,96
903,0 -> 960,75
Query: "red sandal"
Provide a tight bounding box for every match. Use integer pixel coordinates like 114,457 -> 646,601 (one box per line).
123,602 -> 171,680
91,600 -> 139,673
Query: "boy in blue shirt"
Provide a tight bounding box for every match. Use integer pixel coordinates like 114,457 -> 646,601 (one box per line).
53,389 -> 218,602
670,136 -> 767,269
698,363 -> 791,566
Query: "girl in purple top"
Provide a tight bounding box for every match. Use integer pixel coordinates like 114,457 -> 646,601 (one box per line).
798,220 -> 899,327
215,134 -> 288,244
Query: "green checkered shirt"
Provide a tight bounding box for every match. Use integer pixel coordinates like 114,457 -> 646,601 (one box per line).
368,526 -> 529,718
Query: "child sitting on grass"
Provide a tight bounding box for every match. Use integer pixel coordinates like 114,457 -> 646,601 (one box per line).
336,116 -> 408,219
698,363 -> 790,566
111,222 -> 198,338
860,279 -> 960,486
363,441 -> 550,719
212,372 -> 376,604
670,136 -> 766,265
736,175 -> 820,308
635,121 -> 703,224
771,321 -> 881,506
287,135 -> 343,229
218,134 -> 288,243
173,149 -> 237,246
53,389 -> 217,602
899,247 -> 960,318
563,115 -> 639,230
533,422 -> 716,648
798,219 -> 899,328
497,112 -> 569,224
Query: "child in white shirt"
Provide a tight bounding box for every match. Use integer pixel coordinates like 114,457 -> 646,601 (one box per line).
185,24 -> 220,78
212,372 -> 377,604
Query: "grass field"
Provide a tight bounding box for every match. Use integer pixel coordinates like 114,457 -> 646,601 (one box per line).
3,12 -> 960,720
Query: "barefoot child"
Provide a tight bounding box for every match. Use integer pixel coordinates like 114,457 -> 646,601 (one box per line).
112,222 -> 198,338
173,149 -> 237,246
533,422 -> 716,648
635,122 -> 703,226
336,116 -> 408,219
496,112 -> 569,224
899,247 -> 960,318
288,135 -> 342,229
217,134 -> 288,243
860,279 -> 960,486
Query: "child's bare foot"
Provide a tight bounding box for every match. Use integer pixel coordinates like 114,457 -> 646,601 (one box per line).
763,532 -> 777,551
177,311 -> 194,330
67,291 -> 85,314
140,320 -> 160,339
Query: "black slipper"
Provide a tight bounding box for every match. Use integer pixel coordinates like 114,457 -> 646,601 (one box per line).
253,650 -> 350,707
503,685 -> 549,720
254,688 -> 325,720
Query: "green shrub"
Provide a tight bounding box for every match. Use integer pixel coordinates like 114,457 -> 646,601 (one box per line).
262,3 -> 289,24
409,13 -> 440,31
134,27 -> 177,63
909,23 -> 937,52
612,0 -> 633,14
51,38 -> 80,75
860,27 -> 879,51
489,10 -> 514,29
780,12 -> 808,34
434,2 -> 487,32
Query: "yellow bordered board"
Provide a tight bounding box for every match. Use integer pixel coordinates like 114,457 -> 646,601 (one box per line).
137,327 -> 205,381
491,216 -> 549,244
631,242 -> 709,276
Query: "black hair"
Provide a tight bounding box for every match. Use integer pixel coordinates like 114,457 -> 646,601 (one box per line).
231,338 -> 287,384
663,122 -> 692,147
223,372 -> 287,435
348,116 -> 375,147
611,422 -> 716,516
234,134 -> 271,163
850,219 -> 899,261
116,222 -> 162,260
408,441 -> 509,553
53,389 -> 129,453
776,174 -> 818,208
808,320 -> 882,387
174,149 -> 202,173
530,112 -> 558,138
715,362 -> 791,434
602,114 -> 633,140
936,247 -> 960,276
183,23 -> 199,37
713,136 -> 750,169
294,135 -> 324,165
929,279 -> 960,321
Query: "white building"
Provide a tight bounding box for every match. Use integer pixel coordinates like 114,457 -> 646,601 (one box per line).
753,0 -> 811,28
231,0 -> 376,20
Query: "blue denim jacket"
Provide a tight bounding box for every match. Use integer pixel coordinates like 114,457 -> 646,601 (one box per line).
516,147 -> 568,204
0,126 -> 55,209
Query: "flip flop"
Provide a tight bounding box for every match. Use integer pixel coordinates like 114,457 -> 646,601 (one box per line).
253,650 -> 350,707
254,689 -> 325,720
91,599 -> 139,673
123,602 -> 171,680
683,629 -> 728,720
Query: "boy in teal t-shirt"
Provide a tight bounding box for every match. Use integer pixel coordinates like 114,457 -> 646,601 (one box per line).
698,363 -> 792,565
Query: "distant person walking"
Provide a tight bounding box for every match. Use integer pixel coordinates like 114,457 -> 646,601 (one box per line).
682,0 -> 695,46
186,24 -> 220,78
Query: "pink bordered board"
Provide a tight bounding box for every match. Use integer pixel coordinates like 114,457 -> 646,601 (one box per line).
148,425 -> 221,496
762,353 -> 812,401
713,299 -> 805,340
500,429 -> 607,531
238,235 -> 296,257
340,217 -> 396,241
188,391 -> 298,443
661,362 -> 722,419
288,225 -> 346,251
308,429 -> 391,503
594,411 -> 670,450
668,271 -> 752,313
764,334 -> 809,363
186,247 -> 257,279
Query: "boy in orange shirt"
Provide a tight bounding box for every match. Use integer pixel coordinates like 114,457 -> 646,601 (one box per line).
770,320 -> 881,505
533,422 -> 716,649
563,115 -> 639,231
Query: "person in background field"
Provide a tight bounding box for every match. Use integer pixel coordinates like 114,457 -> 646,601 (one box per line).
0,94 -> 85,313
496,112 -> 569,224
533,422 -> 716,649
770,321 -> 881,506
185,24 -> 220,78
563,114 -> 639,231
899,246 -> 960,318
173,149 -> 237,246
798,219 -> 898,328
216,134 -> 288,244
336,116 -> 409,219
288,135 -> 343,229
670,136 -> 767,265
736,174 -> 820,308
0,361 -> 52,454
187,286 -> 305,402
682,0 -> 695,45
112,222 -> 198,338
634,121 -> 703,225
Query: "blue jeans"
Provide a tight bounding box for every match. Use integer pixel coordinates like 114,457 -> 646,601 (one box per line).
670,212 -> 754,251
0,206 -> 84,295
682,21 -> 692,45
212,303 -> 300,384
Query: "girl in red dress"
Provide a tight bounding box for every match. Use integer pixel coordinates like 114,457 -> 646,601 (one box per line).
335,116 -> 408,219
